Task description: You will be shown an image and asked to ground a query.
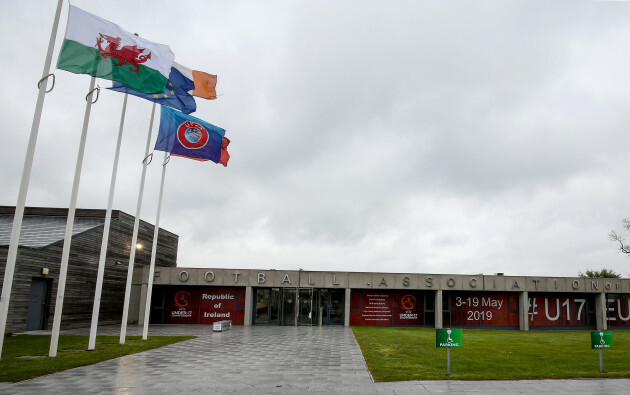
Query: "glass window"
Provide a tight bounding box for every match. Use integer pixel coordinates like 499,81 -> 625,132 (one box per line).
254,288 -> 270,324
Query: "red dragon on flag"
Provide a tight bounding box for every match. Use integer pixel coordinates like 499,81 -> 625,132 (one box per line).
95,33 -> 151,74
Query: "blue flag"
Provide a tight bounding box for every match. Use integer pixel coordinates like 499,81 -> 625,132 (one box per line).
109,65 -> 197,114
155,106 -> 226,163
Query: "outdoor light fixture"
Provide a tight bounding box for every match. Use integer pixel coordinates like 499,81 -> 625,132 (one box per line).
136,243 -> 143,250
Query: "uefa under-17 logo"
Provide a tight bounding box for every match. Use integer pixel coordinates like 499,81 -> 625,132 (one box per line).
177,121 -> 209,150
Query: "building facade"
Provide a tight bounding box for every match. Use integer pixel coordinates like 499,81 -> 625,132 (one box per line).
0,206 -> 178,333
137,268 -> 630,331
1,206 -> 628,333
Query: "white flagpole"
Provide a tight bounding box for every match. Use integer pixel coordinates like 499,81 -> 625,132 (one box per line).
142,151 -> 169,340
0,0 -> 63,361
49,76 -> 98,358
120,102 -> 156,344
88,93 -> 128,351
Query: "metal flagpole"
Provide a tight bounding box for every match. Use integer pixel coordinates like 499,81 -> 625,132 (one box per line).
0,0 -> 63,362
49,76 -> 99,358
142,151 -> 169,340
120,102 -> 156,344
88,93 -> 128,351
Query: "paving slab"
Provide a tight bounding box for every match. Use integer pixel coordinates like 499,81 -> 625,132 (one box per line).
0,324 -> 628,394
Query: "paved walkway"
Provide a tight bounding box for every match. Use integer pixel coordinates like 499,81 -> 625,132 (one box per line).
1,325 -> 628,394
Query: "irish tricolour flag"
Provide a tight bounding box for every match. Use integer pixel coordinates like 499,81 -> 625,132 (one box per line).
57,5 -> 174,94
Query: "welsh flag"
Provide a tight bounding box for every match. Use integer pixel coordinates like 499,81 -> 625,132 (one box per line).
57,5 -> 174,94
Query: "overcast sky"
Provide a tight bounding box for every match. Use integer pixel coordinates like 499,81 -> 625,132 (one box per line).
2,0 -> 630,277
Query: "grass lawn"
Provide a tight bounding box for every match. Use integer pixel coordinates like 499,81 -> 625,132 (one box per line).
353,327 -> 630,381
0,335 -> 195,382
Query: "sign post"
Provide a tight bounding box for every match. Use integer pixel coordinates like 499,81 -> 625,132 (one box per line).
436,328 -> 462,375
590,331 -> 613,373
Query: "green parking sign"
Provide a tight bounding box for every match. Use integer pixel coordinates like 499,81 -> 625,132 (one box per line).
436,328 -> 462,348
591,331 -> 613,349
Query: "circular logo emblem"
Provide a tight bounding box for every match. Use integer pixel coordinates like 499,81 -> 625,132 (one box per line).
401,294 -> 416,310
177,121 -> 209,149
174,290 -> 192,307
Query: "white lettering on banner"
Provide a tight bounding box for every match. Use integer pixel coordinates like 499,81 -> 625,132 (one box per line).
467,311 -> 493,321
202,294 -> 235,301
528,298 -> 538,322
575,299 -> 585,321
541,298 -> 586,321
172,309 -> 192,318
203,312 -> 231,318
363,293 -> 392,322
545,298 -> 561,321
607,299 -> 616,322
619,299 -> 630,321
455,296 -> 503,310
454,296 -> 502,322
482,297 -> 503,309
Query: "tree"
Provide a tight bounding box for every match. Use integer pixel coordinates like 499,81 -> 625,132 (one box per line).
609,218 -> 630,257
578,268 -> 621,279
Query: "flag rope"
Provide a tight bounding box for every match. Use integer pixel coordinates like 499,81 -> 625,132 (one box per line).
37,73 -> 55,93
86,85 -> 100,103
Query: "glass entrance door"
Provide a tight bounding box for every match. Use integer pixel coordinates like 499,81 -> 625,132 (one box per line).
280,288 -> 296,326
298,288 -> 315,325
253,287 -> 344,326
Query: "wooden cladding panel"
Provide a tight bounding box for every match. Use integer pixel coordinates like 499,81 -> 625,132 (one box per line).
0,210 -> 178,332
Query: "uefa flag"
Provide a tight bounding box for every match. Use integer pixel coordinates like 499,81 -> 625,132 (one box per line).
155,106 -> 229,165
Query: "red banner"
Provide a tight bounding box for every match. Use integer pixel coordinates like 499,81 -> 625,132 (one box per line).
528,294 -> 595,328
607,294 -> 630,327
447,292 -> 518,327
351,290 -> 426,326
199,287 -> 237,324
392,293 -> 424,326
161,286 -> 245,325
163,288 -> 200,324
